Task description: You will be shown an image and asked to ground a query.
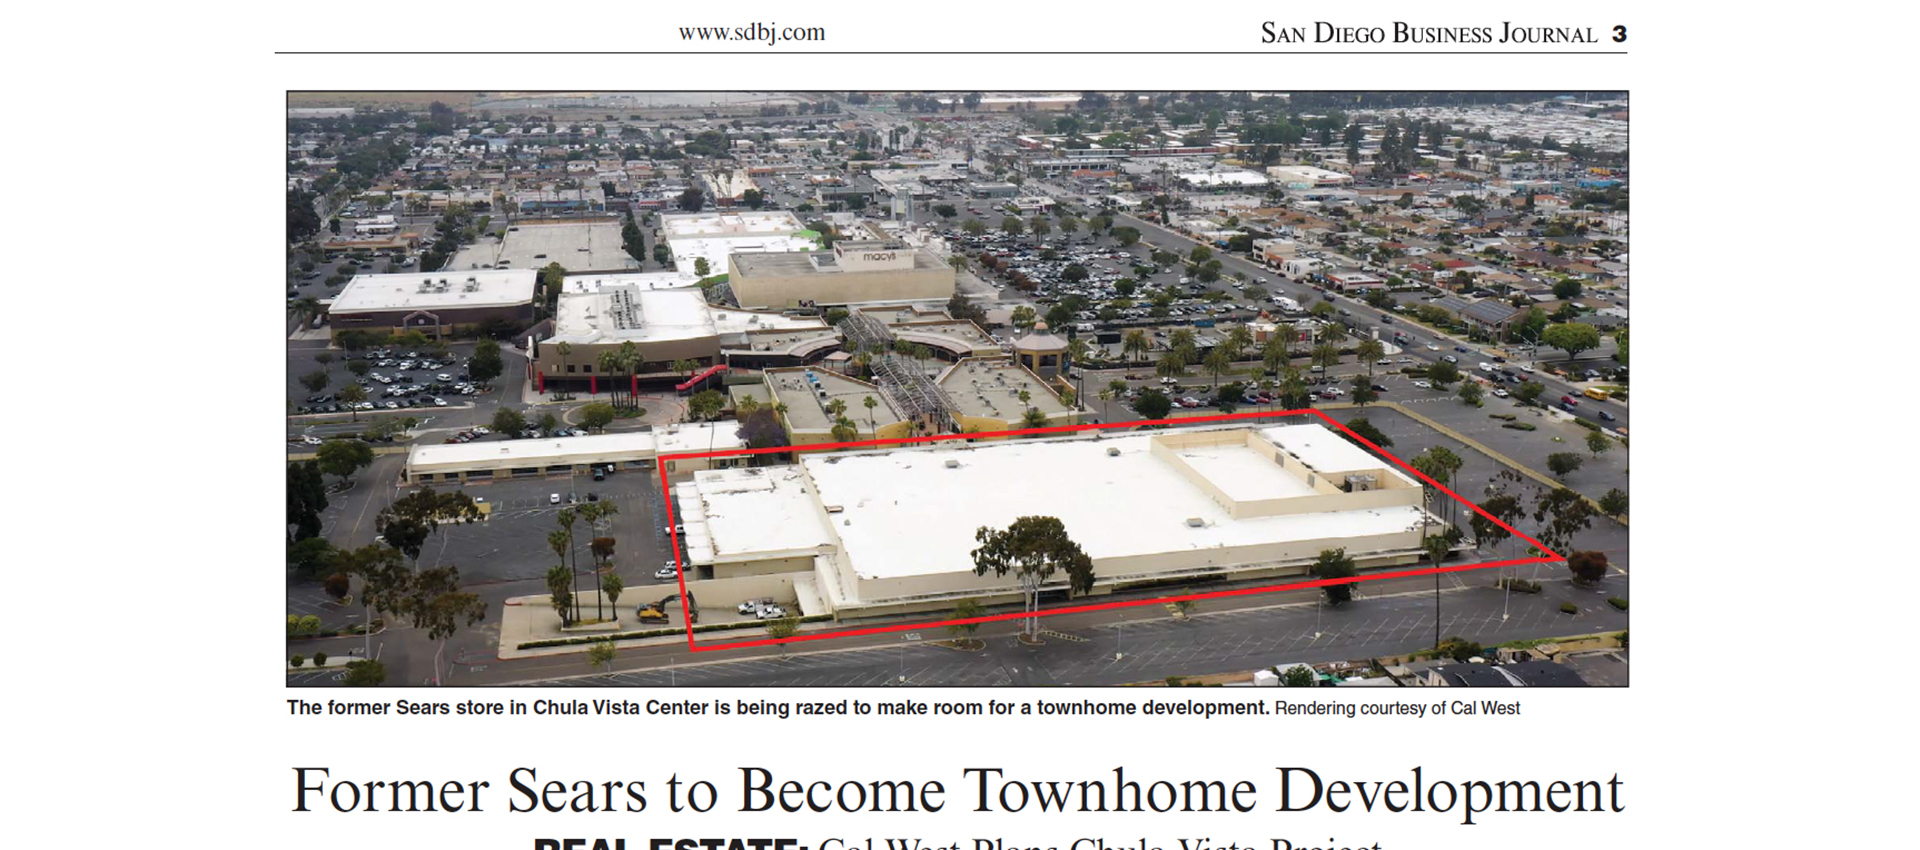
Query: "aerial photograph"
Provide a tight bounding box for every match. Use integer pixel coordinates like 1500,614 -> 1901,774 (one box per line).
284,91 -> 1629,688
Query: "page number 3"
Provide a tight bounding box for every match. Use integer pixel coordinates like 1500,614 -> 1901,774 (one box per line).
1612,25 -> 1627,43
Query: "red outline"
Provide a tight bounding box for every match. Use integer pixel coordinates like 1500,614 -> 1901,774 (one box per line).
658,409 -> 1560,652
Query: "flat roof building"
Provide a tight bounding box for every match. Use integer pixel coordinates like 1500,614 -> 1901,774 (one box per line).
451,221 -> 639,273
532,273 -> 827,391
671,422 -> 1435,617
327,269 -> 536,339
402,422 -> 747,484
728,239 -> 955,309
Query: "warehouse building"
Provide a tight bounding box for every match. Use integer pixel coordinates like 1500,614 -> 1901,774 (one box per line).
728,239 -> 955,309
669,421 -> 1438,618
326,269 -> 536,339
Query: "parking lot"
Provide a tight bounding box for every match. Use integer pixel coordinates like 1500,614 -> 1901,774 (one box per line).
391,468 -> 681,595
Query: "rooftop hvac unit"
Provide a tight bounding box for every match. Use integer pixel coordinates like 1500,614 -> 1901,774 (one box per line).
1185,517 -> 1205,528
1344,474 -> 1378,492
944,459 -> 960,469
1106,447 -> 1120,457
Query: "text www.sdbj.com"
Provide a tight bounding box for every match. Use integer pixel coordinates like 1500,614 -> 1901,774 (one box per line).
678,23 -> 827,47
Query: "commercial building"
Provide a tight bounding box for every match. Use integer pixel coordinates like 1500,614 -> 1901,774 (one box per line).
531,273 -> 828,392
937,357 -> 1077,434
450,221 -> 638,273
658,210 -> 816,278
326,269 -> 536,339
1267,165 -> 1354,188
728,239 -> 955,309
670,422 -> 1437,618
401,423 -> 746,485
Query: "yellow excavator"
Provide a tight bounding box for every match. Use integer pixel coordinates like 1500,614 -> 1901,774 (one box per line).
636,593 -> 698,625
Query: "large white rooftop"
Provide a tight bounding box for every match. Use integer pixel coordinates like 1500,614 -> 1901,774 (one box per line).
1261,424 -> 1418,486
329,269 -> 536,314
799,426 -> 1424,581
685,466 -> 836,561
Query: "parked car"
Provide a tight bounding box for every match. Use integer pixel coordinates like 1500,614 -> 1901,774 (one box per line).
1492,388 -> 1510,398
654,565 -> 679,580
549,493 -> 561,505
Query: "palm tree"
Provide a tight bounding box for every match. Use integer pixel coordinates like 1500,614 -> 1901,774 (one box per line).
1356,338 -> 1385,377
553,342 -> 573,394
338,384 -> 366,422
1122,330 -> 1151,364
737,395 -> 761,418
1204,346 -> 1233,389
595,350 -> 620,400
556,508 -> 583,622
547,527 -> 579,624
862,395 -> 878,431
1022,407 -> 1048,430
289,296 -> 323,325
830,416 -> 858,443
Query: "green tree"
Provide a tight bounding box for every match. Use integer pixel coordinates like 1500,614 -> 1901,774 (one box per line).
375,487 -> 480,565
342,659 -> 387,686
1310,548 -> 1359,605
1203,345 -> 1234,389
1514,380 -> 1546,405
1341,417 -> 1393,448
287,460 -> 328,542
1598,488 -> 1629,519
1001,216 -> 1024,235
945,598 -> 985,647
300,370 -> 330,394
491,407 -> 527,436
1133,388 -> 1173,420
1123,330 -> 1152,363
546,563 -> 575,627
315,439 -> 374,483
694,257 -> 711,278
653,243 -> 672,267
1541,322 -> 1602,363
337,384 -> 367,421
689,389 -> 726,421
1354,338 -> 1385,376
1586,430 -> 1612,457
1010,305 -> 1037,329
346,359 -> 371,378
580,402 -> 616,432
1111,226 -> 1140,247
587,640 -> 616,672
287,536 -> 341,578
468,338 -> 505,383
1547,451 -> 1584,479
1428,359 -> 1462,388
1029,216 -> 1051,237
970,516 -> 1095,640
1281,665 -> 1316,687
1457,380 -> 1483,405
601,571 -> 623,616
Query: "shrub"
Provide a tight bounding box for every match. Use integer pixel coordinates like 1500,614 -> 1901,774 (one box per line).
312,652 -> 328,666
290,654 -> 306,667
1501,422 -> 1537,431
1559,602 -> 1577,614
1573,418 -> 1601,432
1489,413 -> 1517,421
1497,577 -> 1543,593
1607,597 -> 1628,611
